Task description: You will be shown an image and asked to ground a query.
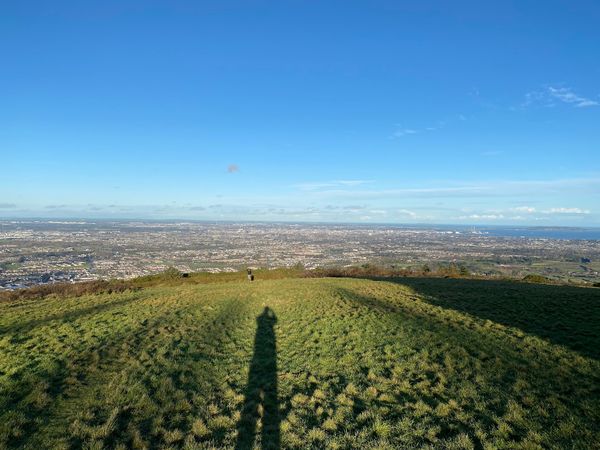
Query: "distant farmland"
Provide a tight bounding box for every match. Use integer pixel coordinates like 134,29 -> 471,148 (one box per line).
1,276 -> 599,449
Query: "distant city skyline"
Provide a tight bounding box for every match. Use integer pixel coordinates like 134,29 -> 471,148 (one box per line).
2,1 -> 599,225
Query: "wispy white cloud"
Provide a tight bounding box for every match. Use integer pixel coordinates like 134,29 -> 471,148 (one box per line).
293,180 -> 373,191
544,207 -> 590,215
547,87 -> 598,108
392,128 -> 419,137
304,186 -> 486,199
523,85 -> 598,108
299,178 -> 600,200
513,206 -> 536,213
397,209 -> 418,218
510,206 -> 590,215
392,120 -> 445,138
337,180 -> 370,186
5,200 -> 595,225
392,115 -> 468,139
455,204 -> 593,222
459,214 -> 505,220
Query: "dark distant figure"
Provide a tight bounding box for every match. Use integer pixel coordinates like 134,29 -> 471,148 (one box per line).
247,268 -> 254,281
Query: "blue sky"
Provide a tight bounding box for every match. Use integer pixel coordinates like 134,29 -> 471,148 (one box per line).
1,0 -> 599,225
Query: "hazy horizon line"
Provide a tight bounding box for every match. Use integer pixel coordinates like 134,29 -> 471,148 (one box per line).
2,216 -> 599,230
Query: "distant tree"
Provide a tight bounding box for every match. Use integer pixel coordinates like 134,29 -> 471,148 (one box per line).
459,265 -> 470,276
422,264 -> 431,274
439,263 -> 460,277
163,267 -> 182,279
522,274 -> 551,284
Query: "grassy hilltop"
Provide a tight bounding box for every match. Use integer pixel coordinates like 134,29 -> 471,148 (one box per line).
1,274 -> 599,449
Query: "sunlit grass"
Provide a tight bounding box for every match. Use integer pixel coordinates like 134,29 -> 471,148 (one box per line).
1,277 -> 599,448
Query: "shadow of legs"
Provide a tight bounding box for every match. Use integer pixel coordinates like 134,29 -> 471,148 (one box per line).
235,307 -> 280,449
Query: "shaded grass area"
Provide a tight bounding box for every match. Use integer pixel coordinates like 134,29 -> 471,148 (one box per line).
390,277 -> 600,360
0,277 -> 599,448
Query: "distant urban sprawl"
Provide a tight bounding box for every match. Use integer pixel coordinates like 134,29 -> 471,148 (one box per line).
0,220 -> 598,289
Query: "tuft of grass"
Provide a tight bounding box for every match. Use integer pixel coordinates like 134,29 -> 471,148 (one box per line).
191,418 -> 209,438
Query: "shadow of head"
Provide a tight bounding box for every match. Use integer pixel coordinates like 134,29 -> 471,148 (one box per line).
258,306 -> 277,324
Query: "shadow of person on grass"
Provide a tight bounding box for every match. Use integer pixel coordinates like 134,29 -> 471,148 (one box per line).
235,307 -> 280,450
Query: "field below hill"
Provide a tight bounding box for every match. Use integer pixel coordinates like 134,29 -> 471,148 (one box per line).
1,276 -> 599,449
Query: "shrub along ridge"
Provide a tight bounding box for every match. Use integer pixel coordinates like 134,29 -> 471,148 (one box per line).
2,264 -> 593,304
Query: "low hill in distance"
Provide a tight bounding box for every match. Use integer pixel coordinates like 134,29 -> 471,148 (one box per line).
1,273 -> 599,449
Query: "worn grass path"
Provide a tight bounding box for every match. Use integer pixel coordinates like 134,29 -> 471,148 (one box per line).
1,277 -> 599,449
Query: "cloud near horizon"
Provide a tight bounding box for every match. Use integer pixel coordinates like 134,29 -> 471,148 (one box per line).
295,177 -> 600,200
3,177 -> 597,225
293,180 -> 373,191
545,207 -> 590,215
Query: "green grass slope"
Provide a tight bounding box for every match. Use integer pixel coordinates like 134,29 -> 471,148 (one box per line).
0,277 -> 599,449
